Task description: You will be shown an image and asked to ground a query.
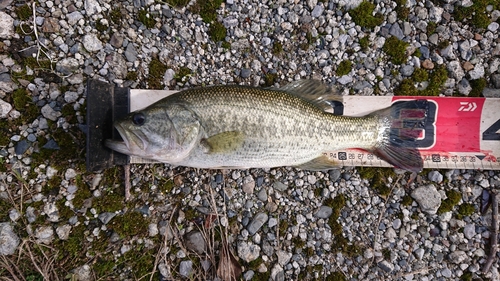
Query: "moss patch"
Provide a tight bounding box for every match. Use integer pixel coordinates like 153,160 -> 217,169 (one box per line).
175,66 -> 192,83
209,21 -> 227,42
16,4 -> 32,21
193,0 -> 223,23
147,58 -> 168,89
437,190 -> 461,214
453,0 -> 497,29
272,41 -> 283,54
325,272 -> 347,281
337,60 -> 353,76
468,78 -> 486,97
166,0 -> 191,8
138,9 -> 156,28
457,203 -> 475,219
394,0 -> 409,20
358,167 -> 395,197
350,1 -> 384,29
110,211 -> 149,237
383,36 -> 409,65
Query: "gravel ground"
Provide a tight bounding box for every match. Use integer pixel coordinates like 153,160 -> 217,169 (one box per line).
0,0 -> 499,280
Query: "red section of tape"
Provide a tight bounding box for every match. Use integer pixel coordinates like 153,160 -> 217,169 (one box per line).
392,97 -> 486,153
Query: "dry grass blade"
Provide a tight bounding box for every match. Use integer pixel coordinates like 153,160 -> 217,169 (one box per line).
482,190 -> 498,274
217,242 -> 242,281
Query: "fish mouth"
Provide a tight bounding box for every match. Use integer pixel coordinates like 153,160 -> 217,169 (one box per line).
105,124 -> 148,155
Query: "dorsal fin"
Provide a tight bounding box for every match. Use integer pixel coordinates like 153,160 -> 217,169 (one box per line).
273,80 -> 343,111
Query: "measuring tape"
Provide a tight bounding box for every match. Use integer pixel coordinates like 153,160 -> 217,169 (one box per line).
125,90 -> 500,170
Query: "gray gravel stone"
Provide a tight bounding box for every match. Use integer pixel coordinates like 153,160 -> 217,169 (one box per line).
463,224 -> 475,239
185,231 -> 206,254
67,11 -> 84,26
272,181 -> 288,191
257,188 -> 267,202
0,98 -> 12,118
98,212 -> 116,224
237,241 -> 260,262
314,206 -> 333,218
276,250 -> 292,266
0,11 -> 14,39
0,223 -> 19,255
428,171 -> 443,183
247,212 -> 268,235
35,226 -> 54,244
378,260 -> 394,272
56,225 -> 72,240
124,44 -> 138,62
414,248 -> 425,260
179,260 -> 193,277
449,250 -> 467,264
41,104 -> 62,121
72,264 -> 93,281
82,34 -> 103,53
242,175 -> 255,194
411,184 -> 442,215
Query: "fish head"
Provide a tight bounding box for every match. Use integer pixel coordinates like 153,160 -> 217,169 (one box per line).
105,103 -> 202,162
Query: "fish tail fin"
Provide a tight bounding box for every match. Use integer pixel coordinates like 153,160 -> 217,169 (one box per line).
370,99 -> 429,172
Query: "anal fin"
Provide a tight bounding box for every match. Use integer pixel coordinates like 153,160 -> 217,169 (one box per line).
294,155 -> 341,171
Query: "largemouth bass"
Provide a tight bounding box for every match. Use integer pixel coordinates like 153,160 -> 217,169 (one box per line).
105,80 -> 428,172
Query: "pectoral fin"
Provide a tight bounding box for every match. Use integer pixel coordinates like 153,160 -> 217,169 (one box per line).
201,131 -> 245,154
294,155 -> 342,171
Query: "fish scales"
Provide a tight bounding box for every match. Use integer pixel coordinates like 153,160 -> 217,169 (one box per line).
164,85 -> 380,168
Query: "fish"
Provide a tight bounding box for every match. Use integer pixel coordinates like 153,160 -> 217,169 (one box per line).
105,80 -> 428,172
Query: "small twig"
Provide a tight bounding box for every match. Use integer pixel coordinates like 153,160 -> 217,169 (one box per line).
31,2 -> 55,70
482,191 -> 498,274
124,164 -> 131,201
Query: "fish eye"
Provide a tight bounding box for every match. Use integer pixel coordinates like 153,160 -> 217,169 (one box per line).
132,113 -> 146,126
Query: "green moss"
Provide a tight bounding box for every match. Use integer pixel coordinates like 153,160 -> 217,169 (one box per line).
175,66 -> 192,82
183,207 -> 197,221
23,56 -> 53,70
263,73 -> 278,87
337,60 -> 353,76
194,0 -> 223,23
411,213 -> 419,220
246,256 -> 263,270
95,19 -> 108,32
350,1 -> 384,29
401,195 -> 413,206
110,211 -> 149,237
34,126 -> 86,168
394,0 -> 409,20
57,224 -> 86,261
221,41 -> 231,49
453,0 -> 495,29
325,272 -> 347,281
358,167 -> 395,197
16,4 -> 32,21
457,203 -> 475,219
279,219 -> 289,233
292,237 -> 306,248
437,190 -> 461,214
12,88 -> 31,111
272,41 -> 283,54
94,192 -> 123,213
412,68 -> 429,82
209,21 -> 227,42
147,58 -> 168,89
427,22 -> 437,35
126,71 -> 138,81
109,8 -> 122,24
383,36 -> 409,65
422,65 -> 448,96
160,179 -> 174,193
123,248 -> 157,279
468,78 -> 486,97
166,0 -> 191,8
138,9 -> 155,28
359,37 -> 369,50
382,248 -> 391,259
460,271 -> 473,281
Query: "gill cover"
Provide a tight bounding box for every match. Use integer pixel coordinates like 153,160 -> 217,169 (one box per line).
107,103 -> 202,163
